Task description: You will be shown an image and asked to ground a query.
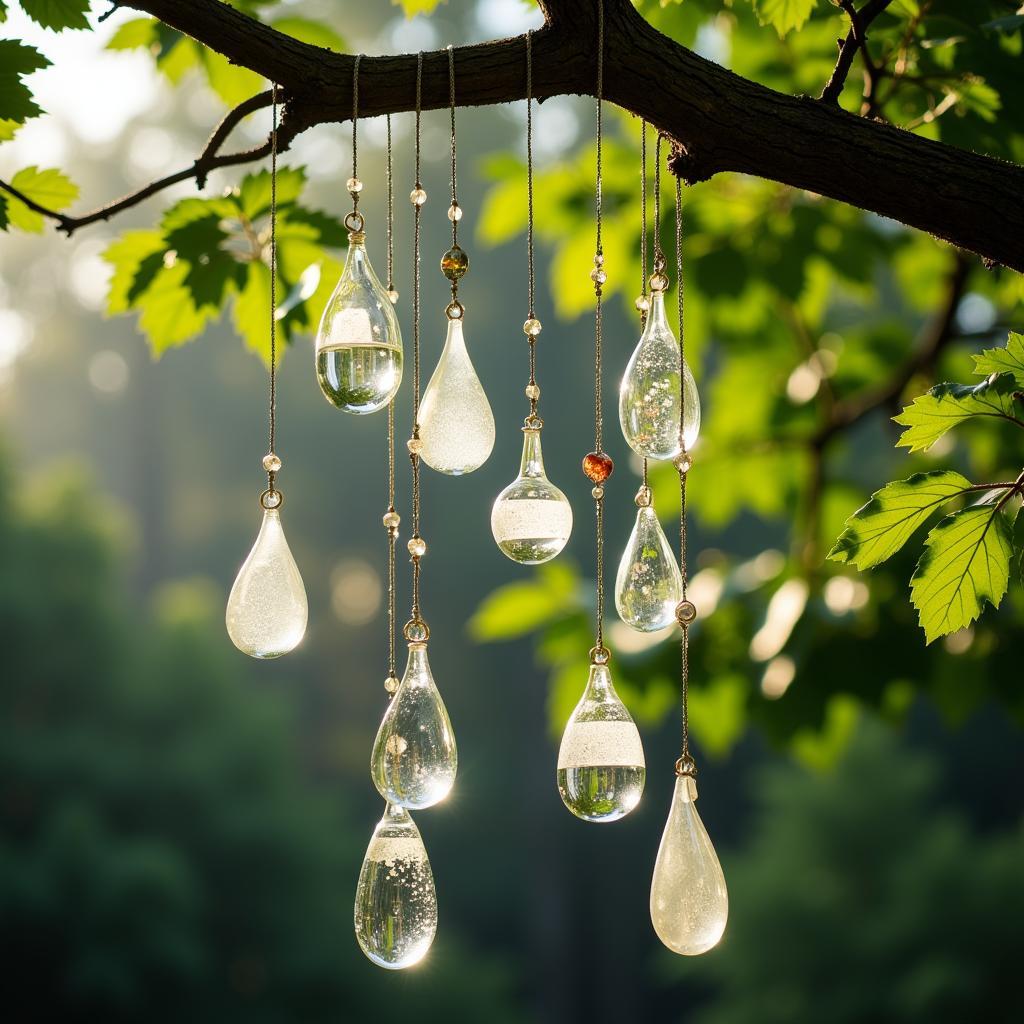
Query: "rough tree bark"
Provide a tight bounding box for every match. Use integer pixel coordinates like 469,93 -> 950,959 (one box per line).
10,0 -> 1024,272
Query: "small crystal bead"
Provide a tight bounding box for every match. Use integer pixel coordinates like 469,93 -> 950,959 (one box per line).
408,537 -> 427,558
447,203 -> 463,222
590,268 -> 607,285
523,318 -> 542,337
634,295 -> 650,312
649,271 -> 669,292
594,253 -> 604,265
405,621 -> 429,643
592,485 -> 605,500
387,288 -> 399,305
674,451 -> 693,474
410,187 -> 427,206
262,453 -> 282,473
407,437 -> 424,455
346,176 -> 363,194
384,674 -> 400,694
382,510 -> 401,529
582,451 -> 614,483
676,600 -> 697,625
525,384 -> 540,400
635,485 -> 652,507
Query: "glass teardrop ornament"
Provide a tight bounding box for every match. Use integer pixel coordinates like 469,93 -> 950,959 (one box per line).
618,289 -> 700,460
615,505 -> 683,631
418,317 -> 495,474
354,803 -> 437,970
371,642 -> 457,809
491,427 -> 573,564
557,662 -> 646,822
315,231 -> 403,414
225,507 -> 308,658
650,775 -> 728,955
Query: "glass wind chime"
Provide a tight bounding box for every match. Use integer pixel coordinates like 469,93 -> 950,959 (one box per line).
418,46 -> 495,476
226,83 -> 308,660
355,54 -> 456,971
491,29 -> 573,564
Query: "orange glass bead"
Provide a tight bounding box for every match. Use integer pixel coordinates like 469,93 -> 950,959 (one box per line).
441,245 -> 469,281
582,451 -> 613,483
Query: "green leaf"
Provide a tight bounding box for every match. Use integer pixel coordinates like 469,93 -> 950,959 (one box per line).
0,118 -> 20,142
239,166 -> 306,219
0,40 -> 50,124
271,16 -> 346,51
19,0 -> 90,31
392,0 -> 447,15
105,17 -> 158,51
469,563 -> 578,642
972,332 -> 1024,388
910,503 -> 1014,643
135,258 -> 218,354
232,261 -> 273,363
893,374 -> 1024,453
828,471 -> 975,570
752,0 -> 816,37
3,166 -> 78,232
0,2 -> 7,22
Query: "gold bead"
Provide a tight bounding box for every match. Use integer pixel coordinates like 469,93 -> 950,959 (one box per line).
523,318 -> 542,337
408,537 -> 426,558
407,437 -> 424,455
262,453 -> 282,473
676,600 -> 697,625
384,674 -> 400,694
525,384 -> 540,400
346,176 -> 363,194
674,451 -> 693,474
383,510 -> 401,529
592,485 -> 605,500
447,203 -> 463,222
410,187 -> 427,206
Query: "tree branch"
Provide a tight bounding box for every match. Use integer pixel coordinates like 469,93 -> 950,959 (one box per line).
9,0 -> 1024,272
820,0 -> 893,111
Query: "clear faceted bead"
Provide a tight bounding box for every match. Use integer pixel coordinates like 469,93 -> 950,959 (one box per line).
410,187 -> 427,206
262,453 -> 282,473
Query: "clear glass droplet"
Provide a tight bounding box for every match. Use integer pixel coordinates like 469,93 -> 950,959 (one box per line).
619,289 -> 700,459
371,642 -> 457,809
419,317 -> 495,475
491,428 -> 573,564
225,507 -> 307,658
354,803 -> 437,970
650,775 -> 728,955
615,505 -> 684,631
315,233 -> 403,414
557,662 -> 645,822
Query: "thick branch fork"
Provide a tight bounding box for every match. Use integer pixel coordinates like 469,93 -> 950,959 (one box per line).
15,0 -> 1024,272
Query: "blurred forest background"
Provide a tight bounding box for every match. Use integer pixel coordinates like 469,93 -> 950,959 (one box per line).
1,1 -> 1023,1022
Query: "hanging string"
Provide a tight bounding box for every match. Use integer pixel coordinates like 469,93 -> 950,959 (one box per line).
263,82 -> 281,505
675,175 -> 696,777
386,114 -> 395,296
523,29 -> 542,423
383,114 -> 399,690
345,57 -> 364,233
406,52 -> 428,641
639,119 -> 649,492
589,0 -> 609,661
442,45 -> 468,320
448,46 -> 458,248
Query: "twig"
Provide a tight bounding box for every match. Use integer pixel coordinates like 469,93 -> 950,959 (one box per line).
820,0 -> 894,110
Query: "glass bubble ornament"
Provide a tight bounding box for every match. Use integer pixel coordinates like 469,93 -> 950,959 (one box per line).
492,423 -> 573,564
354,802 -> 437,969
619,281 -> 700,460
371,634 -> 457,810
557,658 -> 646,822
418,311 -> 495,475
226,489 -> 307,659
650,773 -> 728,955
315,224 -> 403,414
615,486 -> 683,631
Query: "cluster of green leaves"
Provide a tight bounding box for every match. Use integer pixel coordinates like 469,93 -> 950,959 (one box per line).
830,332 -> 1024,642
102,167 -> 343,361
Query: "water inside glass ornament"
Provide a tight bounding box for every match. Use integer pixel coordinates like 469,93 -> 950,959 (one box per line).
557,662 -> 646,822
315,231 -> 403,414
354,803 -> 437,970
371,642 -> 457,809
615,504 -> 683,631
225,506 -> 307,658
650,774 -> 728,956
618,289 -> 700,460
419,317 -> 495,475
491,427 -> 573,564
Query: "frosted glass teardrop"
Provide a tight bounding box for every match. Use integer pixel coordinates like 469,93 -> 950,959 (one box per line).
650,775 -> 728,955
615,505 -> 683,631
371,642 -> 457,809
225,507 -> 307,658
354,803 -> 437,970
419,317 -> 495,475
491,427 -> 573,564
315,232 -> 402,414
619,289 -> 700,460
557,662 -> 645,822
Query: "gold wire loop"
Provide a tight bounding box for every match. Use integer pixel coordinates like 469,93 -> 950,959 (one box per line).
445,299 -> 465,320
259,487 -> 283,510
523,414 -> 544,430
344,211 -> 365,233
589,645 -> 611,665
675,754 -> 697,778
403,618 -> 430,643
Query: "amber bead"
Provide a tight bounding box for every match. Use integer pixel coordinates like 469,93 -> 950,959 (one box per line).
441,245 -> 469,281
582,451 -> 614,483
